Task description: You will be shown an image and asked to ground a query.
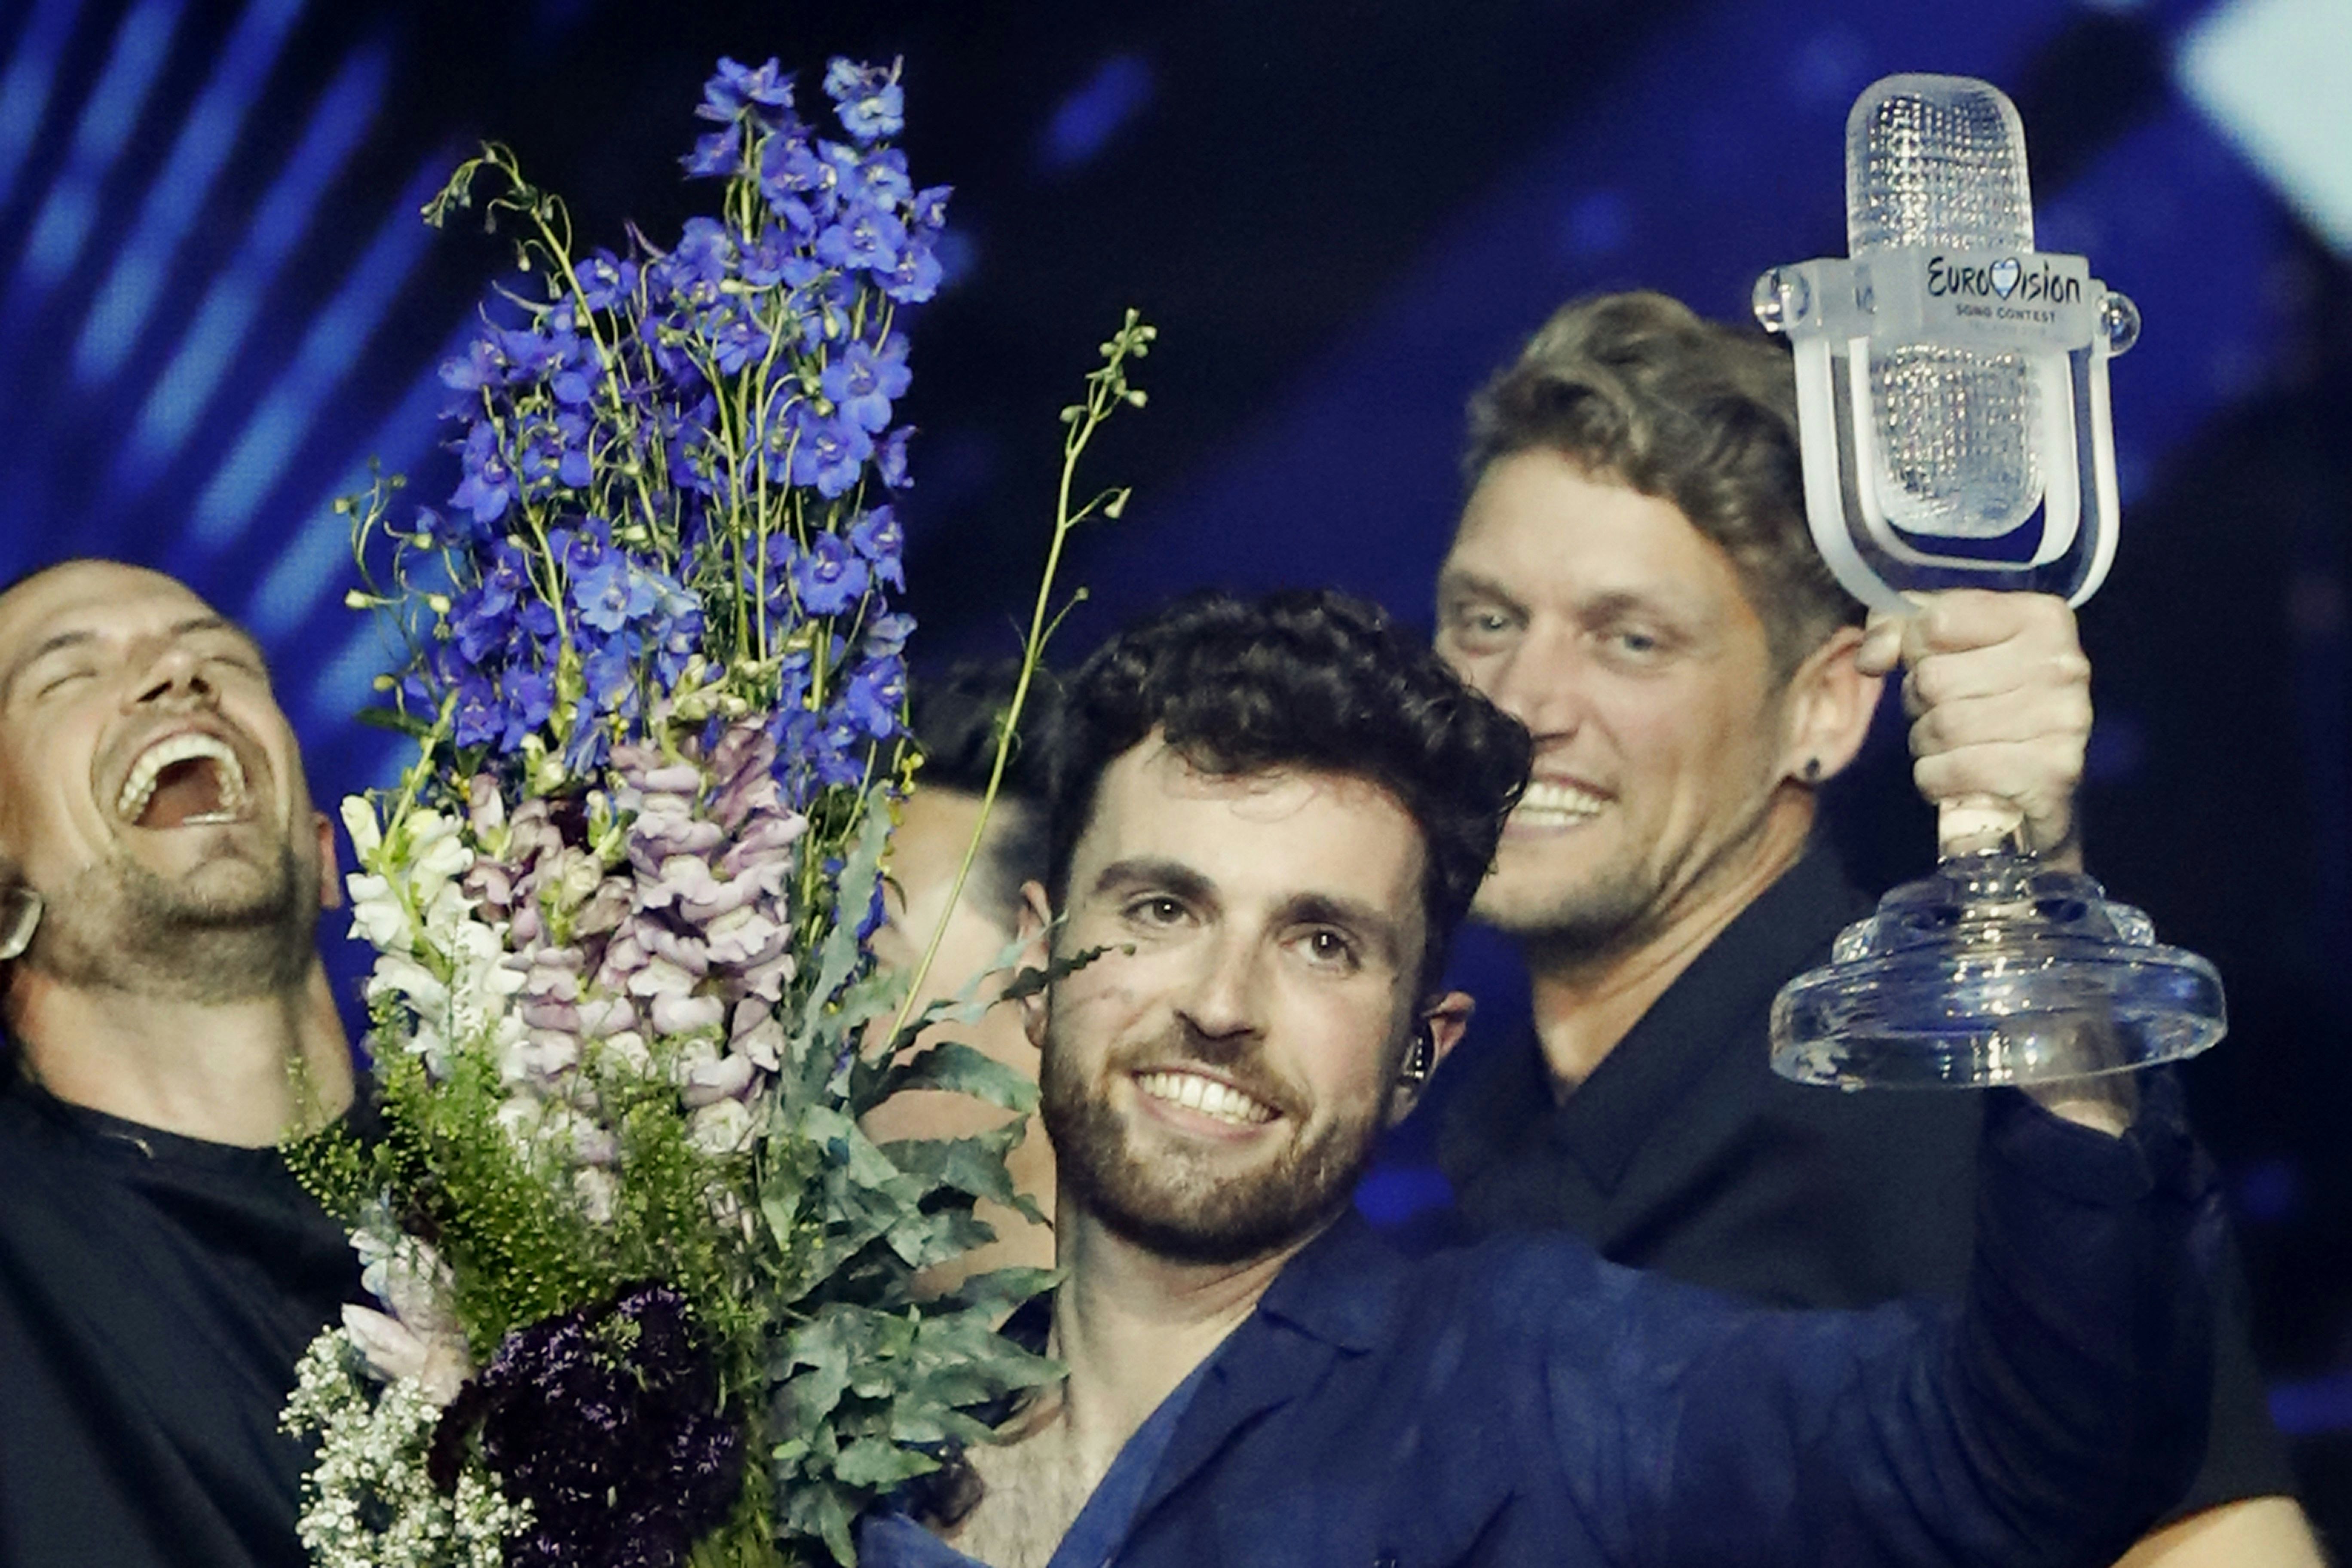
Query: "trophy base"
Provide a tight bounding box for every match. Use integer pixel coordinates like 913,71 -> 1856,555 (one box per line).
1770,851 -> 2225,1090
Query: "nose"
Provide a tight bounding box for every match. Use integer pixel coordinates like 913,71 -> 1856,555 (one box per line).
1479,625 -> 1588,744
129,641 -> 216,709
1174,929 -> 1267,1057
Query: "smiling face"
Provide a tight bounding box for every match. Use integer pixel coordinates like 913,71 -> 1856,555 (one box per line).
0,561 -> 328,1003
1031,738 -> 1430,1267
1434,450 -> 1800,955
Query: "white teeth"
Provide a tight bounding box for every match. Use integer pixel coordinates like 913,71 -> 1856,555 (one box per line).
115,732 -> 248,824
1135,1070 -> 1275,1127
1515,780 -> 1607,822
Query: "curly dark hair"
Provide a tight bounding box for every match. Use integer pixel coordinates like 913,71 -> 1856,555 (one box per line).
906,660 -> 1064,918
1464,291 -> 1861,673
1049,590 -> 1530,991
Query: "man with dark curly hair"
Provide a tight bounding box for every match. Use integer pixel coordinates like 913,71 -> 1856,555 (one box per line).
864,586 -> 2221,1568
1427,291 -> 2316,1565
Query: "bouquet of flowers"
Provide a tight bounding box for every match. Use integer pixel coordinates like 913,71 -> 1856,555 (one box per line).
281,54 -> 1152,1568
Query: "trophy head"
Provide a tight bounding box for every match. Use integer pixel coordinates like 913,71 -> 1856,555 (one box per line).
1753,73 -> 2140,612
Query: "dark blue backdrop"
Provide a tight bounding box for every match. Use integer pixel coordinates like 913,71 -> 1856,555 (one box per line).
2,0 -> 2347,1537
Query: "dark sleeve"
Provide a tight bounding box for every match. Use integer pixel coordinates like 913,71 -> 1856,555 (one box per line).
1545,1081 -> 2219,1568
2167,1222 -> 2300,1519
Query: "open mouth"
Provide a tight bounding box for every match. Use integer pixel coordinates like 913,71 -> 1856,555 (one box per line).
1134,1069 -> 1277,1127
115,732 -> 250,829
1511,779 -> 1608,829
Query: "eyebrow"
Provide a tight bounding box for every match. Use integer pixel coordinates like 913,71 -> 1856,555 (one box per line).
1090,857 -> 1217,907
1,614 -> 262,706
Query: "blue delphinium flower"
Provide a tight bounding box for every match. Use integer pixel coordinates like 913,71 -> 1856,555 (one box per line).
451,422 -> 517,527
824,58 -> 904,143
786,403 -> 872,498
841,652 -> 904,740
820,336 -> 910,434
700,56 -> 795,124
790,532 -> 868,616
847,505 -> 905,591
875,427 -> 914,489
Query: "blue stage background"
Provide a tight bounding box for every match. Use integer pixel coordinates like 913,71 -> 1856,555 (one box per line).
3,0 -> 2348,1536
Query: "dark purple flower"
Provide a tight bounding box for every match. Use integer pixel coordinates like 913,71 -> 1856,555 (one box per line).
428,1284 -> 740,1568
757,133 -> 833,221
791,532 -> 869,616
819,335 -> 910,434
847,505 -> 904,590
824,58 -> 904,143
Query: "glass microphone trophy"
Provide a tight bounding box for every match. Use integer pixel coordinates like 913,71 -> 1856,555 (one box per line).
1753,73 -> 2225,1088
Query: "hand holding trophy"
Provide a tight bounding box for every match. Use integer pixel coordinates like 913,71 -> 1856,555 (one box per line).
1755,74 -> 2225,1088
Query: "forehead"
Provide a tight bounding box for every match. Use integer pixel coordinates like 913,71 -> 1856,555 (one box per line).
1077,739 -> 1425,908
1447,451 -> 1754,613
0,562 -> 229,656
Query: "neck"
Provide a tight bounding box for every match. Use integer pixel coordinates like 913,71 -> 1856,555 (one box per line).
1522,794 -> 1813,1092
6,959 -> 354,1145
1040,1200 -> 1309,1482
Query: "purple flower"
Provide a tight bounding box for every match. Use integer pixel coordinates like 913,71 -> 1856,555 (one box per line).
909,184 -> 952,237
573,552 -> 660,636
824,58 -> 904,143
847,505 -> 904,590
819,335 -> 910,434
791,532 -> 870,616
427,1284 -> 740,1568
814,205 -> 908,276
450,423 -> 516,527
576,249 -> 637,312
787,403 -> 873,498
440,337 -> 504,397
671,217 -> 736,292
680,127 -> 739,178
822,142 -> 912,212
841,653 -> 905,739
876,237 -> 944,304
757,133 -> 833,222
875,426 -> 914,489
862,611 -> 916,658
699,56 -> 795,123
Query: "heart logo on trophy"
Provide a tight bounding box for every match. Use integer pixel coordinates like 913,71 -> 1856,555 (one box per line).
1991,256 -> 2021,298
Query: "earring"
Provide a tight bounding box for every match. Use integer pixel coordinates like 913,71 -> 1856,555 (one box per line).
1801,757 -> 1822,783
0,888 -> 40,961
1398,1023 -> 1436,1087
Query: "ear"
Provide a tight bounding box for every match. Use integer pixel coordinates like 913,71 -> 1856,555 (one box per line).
314,810 -> 343,911
1776,623 -> 1883,787
1387,989 -> 1475,1126
1014,880 -> 1054,1049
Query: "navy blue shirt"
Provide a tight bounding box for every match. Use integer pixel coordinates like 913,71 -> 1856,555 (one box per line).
867,1087 -> 2219,1568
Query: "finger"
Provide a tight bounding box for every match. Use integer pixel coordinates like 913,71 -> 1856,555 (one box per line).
1902,639 -> 2091,713
1901,589 -> 2079,661
1907,687 -> 2094,759
1911,745 -> 2078,855
1856,607 -> 1908,677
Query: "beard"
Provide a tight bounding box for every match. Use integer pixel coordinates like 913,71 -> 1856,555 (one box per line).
23,834 -> 317,1004
1040,1011 -> 1387,1268
1470,838 -> 1664,959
